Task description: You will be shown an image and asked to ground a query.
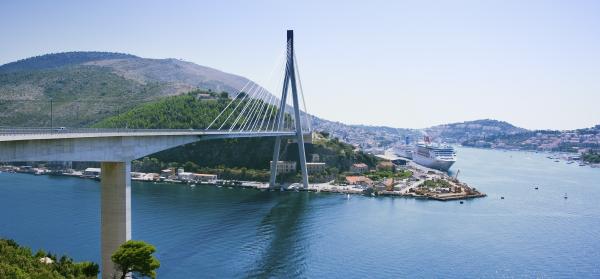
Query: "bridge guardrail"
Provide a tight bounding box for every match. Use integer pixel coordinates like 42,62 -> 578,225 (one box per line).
0,127 -> 303,136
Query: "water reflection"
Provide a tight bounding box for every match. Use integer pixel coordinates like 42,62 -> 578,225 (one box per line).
245,193 -> 310,278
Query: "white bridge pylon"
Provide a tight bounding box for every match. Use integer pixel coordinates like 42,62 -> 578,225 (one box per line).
207,30 -> 311,189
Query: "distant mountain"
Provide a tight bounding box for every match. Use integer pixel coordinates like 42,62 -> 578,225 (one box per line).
0,52 -> 138,73
424,119 -> 528,143
462,125 -> 600,153
0,51 -> 254,127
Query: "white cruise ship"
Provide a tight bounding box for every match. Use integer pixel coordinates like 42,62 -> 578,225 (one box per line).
412,142 -> 456,171
394,145 -> 413,159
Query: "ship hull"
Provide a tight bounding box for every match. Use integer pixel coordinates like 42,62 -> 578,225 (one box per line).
394,148 -> 413,159
413,153 -> 455,171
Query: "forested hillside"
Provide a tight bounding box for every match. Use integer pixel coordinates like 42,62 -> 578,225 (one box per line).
0,51 -> 260,127
0,238 -> 98,279
0,66 -> 166,127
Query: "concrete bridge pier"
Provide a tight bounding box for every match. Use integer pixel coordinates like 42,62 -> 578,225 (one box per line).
100,161 -> 131,279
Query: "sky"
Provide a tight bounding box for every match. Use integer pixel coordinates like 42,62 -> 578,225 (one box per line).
1,0 -> 599,130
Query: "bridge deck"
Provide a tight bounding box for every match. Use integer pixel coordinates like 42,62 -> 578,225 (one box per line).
0,128 -> 300,142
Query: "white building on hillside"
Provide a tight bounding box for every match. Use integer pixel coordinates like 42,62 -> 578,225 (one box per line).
270,161 -> 297,174
306,162 -> 326,174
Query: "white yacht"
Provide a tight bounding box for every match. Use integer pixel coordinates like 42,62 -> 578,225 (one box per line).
412,142 -> 457,171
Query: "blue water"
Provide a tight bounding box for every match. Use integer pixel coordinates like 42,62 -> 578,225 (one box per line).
1,147 -> 600,278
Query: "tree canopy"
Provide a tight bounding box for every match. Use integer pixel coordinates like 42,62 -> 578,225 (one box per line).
111,240 -> 160,279
0,238 -> 98,279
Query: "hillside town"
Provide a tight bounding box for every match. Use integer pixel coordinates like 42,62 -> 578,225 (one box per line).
462,125 -> 600,155
311,117 -> 420,154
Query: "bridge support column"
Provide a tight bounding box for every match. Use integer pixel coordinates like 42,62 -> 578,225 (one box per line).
270,136 -> 283,189
287,30 -> 309,189
100,161 -> 131,279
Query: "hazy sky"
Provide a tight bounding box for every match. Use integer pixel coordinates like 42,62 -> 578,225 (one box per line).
1,0 -> 599,130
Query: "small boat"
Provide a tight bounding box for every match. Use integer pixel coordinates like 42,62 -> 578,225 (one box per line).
346,194 -> 350,200
564,193 -> 568,199
554,160 -> 560,163
501,196 -> 505,200
534,186 -> 539,190
566,161 -> 574,164
459,201 -> 464,204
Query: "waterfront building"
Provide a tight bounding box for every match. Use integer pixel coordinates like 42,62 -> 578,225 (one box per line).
160,169 -> 175,177
192,173 -> 217,183
270,161 -> 297,174
178,171 -> 195,182
345,176 -> 373,186
145,173 -> 160,181
17,166 -> 34,173
350,163 -> 369,174
131,172 -> 160,181
306,162 -> 326,174
311,154 -> 320,162
374,178 -> 395,191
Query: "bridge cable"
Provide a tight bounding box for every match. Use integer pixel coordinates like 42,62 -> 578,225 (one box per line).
218,81 -> 259,130
266,56 -> 287,132
222,81 -> 261,130
232,46 -> 286,132
214,45 -> 285,131
294,51 -> 311,132
258,94 -> 275,131
240,88 -> 268,131
206,79 -> 252,130
250,89 -> 273,131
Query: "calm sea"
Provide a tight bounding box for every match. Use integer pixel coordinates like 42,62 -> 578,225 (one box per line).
1,147 -> 599,278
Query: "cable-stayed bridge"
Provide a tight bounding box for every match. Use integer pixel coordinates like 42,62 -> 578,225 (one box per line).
0,30 -> 311,279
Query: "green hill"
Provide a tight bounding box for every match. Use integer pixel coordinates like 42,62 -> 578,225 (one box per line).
0,51 -> 262,127
0,66 -> 166,127
0,238 -> 98,279
0,52 -> 137,73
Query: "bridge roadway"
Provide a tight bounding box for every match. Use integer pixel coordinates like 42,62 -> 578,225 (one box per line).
0,128 -> 300,162
0,128 -> 303,278
0,128 -> 297,141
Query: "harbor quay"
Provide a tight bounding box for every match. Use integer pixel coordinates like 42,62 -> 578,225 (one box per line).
0,161 -> 485,201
